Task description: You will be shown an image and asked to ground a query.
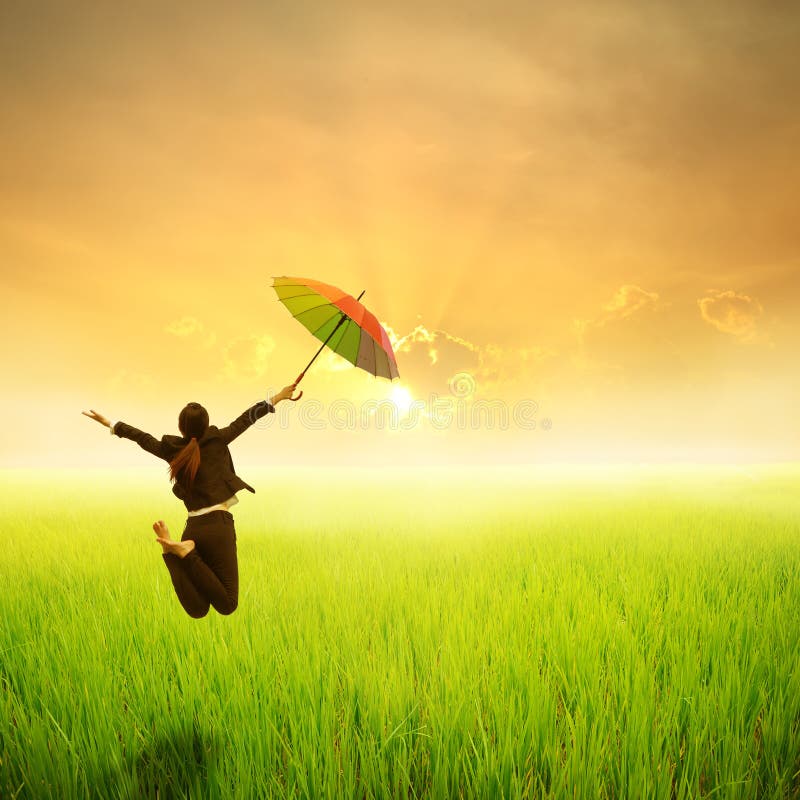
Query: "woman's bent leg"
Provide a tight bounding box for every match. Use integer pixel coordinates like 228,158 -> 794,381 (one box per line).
179,513 -> 239,615
179,548 -> 238,615
161,554 -> 211,618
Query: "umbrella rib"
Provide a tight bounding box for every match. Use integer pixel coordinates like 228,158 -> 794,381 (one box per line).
273,287 -> 320,296
296,305 -> 366,341
328,316 -> 354,363
317,310 -> 349,339
375,341 -> 390,378
282,296 -> 335,315
275,291 -> 321,302
292,306 -> 342,336
345,318 -> 362,365
274,278 -> 348,304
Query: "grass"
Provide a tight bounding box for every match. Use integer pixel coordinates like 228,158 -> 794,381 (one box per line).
1,464 -> 799,799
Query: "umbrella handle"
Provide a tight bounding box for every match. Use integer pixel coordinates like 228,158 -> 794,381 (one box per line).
285,371 -> 304,401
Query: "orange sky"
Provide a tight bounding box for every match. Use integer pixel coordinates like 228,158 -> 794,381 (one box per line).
1,1 -> 798,467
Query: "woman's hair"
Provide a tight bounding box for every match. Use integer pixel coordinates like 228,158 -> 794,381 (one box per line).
168,402 -> 209,489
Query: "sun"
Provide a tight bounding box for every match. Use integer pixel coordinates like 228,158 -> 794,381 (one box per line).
390,385 -> 413,416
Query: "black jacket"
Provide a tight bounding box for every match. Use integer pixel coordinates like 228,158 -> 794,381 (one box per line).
113,400 -> 275,512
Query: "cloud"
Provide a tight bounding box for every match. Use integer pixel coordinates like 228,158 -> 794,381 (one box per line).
387,323 -> 478,366
318,349 -> 353,373
164,315 -> 217,348
572,284 -> 682,384
473,342 -> 554,390
165,316 -> 203,337
220,334 -> 276,381
603,285 -> 660,320
106,368 -> 155,393
575,284 -> 661,338
698,289 -> 764,342
384,322 -> 553,397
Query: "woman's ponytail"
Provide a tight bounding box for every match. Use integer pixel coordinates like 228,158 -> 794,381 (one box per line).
169,402 -> 209,490
169,436 -> 202,488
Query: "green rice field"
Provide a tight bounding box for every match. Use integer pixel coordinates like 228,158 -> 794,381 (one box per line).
1,465 -> 799,799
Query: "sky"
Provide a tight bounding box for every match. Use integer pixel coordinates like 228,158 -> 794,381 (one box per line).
1,0 -> 798,468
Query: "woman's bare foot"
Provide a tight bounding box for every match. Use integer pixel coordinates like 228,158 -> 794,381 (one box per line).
152,520 -> 195,558
158,537 -> 196,558
152,519 -> 171,553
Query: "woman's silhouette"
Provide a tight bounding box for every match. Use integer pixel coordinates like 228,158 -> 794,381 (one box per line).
82,382 -> 300,618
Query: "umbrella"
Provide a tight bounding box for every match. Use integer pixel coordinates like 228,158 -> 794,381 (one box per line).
272,276 -> 400,397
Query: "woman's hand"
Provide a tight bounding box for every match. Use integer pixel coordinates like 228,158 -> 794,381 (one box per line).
82,409 -> 112,428
270,383 -> 303,404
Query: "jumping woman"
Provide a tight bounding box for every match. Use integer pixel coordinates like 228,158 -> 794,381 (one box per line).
81,383 -> 301,618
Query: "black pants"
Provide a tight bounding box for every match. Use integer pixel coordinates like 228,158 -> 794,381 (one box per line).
162,510 -> 238,618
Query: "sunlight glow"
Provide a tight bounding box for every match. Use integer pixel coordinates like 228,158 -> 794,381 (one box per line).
390,385 -> 413,416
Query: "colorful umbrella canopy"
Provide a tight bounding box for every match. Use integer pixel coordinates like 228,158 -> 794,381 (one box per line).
272,276 -> 400,387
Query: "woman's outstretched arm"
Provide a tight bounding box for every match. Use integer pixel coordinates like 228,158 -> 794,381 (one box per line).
217,382 -> 301,445
82,409 -> 167,460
